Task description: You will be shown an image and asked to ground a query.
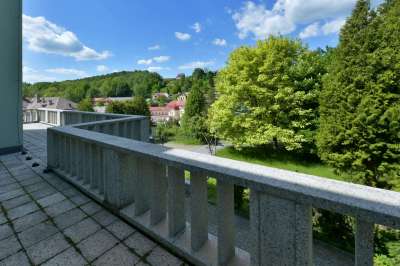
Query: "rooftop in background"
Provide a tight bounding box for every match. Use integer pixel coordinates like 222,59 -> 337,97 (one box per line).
23,96 -> 77,111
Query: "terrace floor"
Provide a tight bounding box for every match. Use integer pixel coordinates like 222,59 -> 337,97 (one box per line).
0,124 -> 186,266
0,124 -> 355,266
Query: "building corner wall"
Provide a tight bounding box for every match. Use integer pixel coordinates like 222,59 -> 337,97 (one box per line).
0,0 -> 23,155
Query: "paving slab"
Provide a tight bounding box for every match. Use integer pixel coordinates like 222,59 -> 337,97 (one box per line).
63,217 -> 101,244
26,233 -> 70,265
2,194 -> 32,210
12,210 -> 48,233
53,208 -> 87,230
41,247 -> 87,266
37,192 -> 66,208
0,224 -> 13,241
0,251 -> 30,266
92,209 -> 118,227
93,244 -> 140,266
77,229 -> 119,262
7,201 -> 39,220
18,221 -> 59,248
124,232 -> 157,256
80,201 -> 102,215
44,199 -> 75,217
146,246 -> 183,266
0,235 -> 22,260
107,220 -> 136,240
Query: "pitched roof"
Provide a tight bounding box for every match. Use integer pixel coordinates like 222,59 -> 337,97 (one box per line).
25,96 -> 77,110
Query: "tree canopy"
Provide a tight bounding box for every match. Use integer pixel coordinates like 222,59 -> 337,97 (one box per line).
208,36 -> 326,153
317,0 -> 400,189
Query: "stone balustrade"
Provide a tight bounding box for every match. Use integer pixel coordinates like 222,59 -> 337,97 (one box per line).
47,116 -> 400,266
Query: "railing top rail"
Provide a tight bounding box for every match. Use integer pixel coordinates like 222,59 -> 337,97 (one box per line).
62,110 -> 133,118
50,125 -> 400,229
73,116 -> 147,128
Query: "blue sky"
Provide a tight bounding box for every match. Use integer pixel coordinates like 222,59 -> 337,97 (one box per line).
23,0 -> 383,83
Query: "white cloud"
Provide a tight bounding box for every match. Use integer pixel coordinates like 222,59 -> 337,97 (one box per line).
322,18 -> 346,35
147,66 -> 170,72
137,59 -> 153,65
213,38 -> 227,46
23,14 -> 111,61
179,61 -> 214,70
46,68 -> 87,77
23,66 -> 55,83
175,32 -> 191,41
148,44 -> 161,51
191,22 -> 202,33
299,22 -> 320,39
233,0 -> 357,39
97,65 -> 109,73
153,56 -> 170,63
299,18 -> 346,39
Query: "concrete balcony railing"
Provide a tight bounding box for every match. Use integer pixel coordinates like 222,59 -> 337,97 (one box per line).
23,108 -> 138,127
46,113 -> 400,266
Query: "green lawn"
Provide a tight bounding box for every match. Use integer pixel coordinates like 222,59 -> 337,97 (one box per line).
216,146 -> 351,182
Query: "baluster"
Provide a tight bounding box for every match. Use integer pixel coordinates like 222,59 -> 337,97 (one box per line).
65,136 -> 71,175
47,130 -> 56,168
355,219 -> 374,266
133,156 -> 151,216
59,135 -> 66,171
70,138 -> 77,178
250,190 -> 312,266
91,145 -> 100,190
98,147 -> 105,194
140,118 -> 150,142
150,161 -> 167,226
190,171 -> 208,251
217,179 -> 235,265
167,165 -> 186,237
76,140 -> 83,181
83,142 -> 90,185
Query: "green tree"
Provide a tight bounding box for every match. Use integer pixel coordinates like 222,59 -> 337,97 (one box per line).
124,96 -> 151,116
317,0 -> 400,189
181,84 -> 208,140
208,36 -> 325,153
106,101 -> 126,114
77,98 -> 94,112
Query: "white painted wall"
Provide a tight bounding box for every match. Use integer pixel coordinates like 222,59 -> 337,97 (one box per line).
0,0 -> 22,154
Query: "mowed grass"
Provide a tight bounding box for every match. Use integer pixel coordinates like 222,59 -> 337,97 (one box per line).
216,146 -> 351,182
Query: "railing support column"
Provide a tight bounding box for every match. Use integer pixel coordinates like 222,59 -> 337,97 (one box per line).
150,161 -> 167,226
167,166 -> 185,237
250,190 -> 312,266
47,130 -> 57,168
134,157 -> 151,216
355,219 -> 374,266
191,171 -> 208,251
217,180 -> 235,265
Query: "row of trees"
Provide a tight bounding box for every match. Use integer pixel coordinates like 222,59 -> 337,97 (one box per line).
23,71 -> 166,102
207,0 -> 400,191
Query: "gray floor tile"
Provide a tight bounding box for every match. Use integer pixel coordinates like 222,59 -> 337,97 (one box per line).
0,224 -> 13,241
37,193 -> 66,208
41,247 -> 87,266
26,233 -> 70,265
93,244 -> 140,266
63,217 -> 101,244
0,189 -> 25,202
44,200 -> 75,217
0,213 -> 7,225
124,232 -> 157,256
146,246 -> 183,266
80,201 -> 102,215
12,210 -> 48,233
7,201 -> 39,220
69,194 -> 90,206
77,229 -> 119,262
53,208 -> 87,230
0,251 -> 30,266
2,195 -> 32,210
0,235 -> 22,260
92,210 -> 118,227
106,220 -> 136,240
18,221 -> 58,248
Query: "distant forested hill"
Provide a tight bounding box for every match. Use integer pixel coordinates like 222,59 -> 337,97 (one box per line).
23,69 -> 216,103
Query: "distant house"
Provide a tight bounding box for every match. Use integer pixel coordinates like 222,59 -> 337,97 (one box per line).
23,96 -> 77,111
93,97 -> 133,113
150,99 -> 186,123
152,92 -> 169,101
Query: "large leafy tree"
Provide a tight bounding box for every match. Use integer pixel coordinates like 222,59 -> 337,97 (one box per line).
317,0 -> 400,189
208,36 -> 325,152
